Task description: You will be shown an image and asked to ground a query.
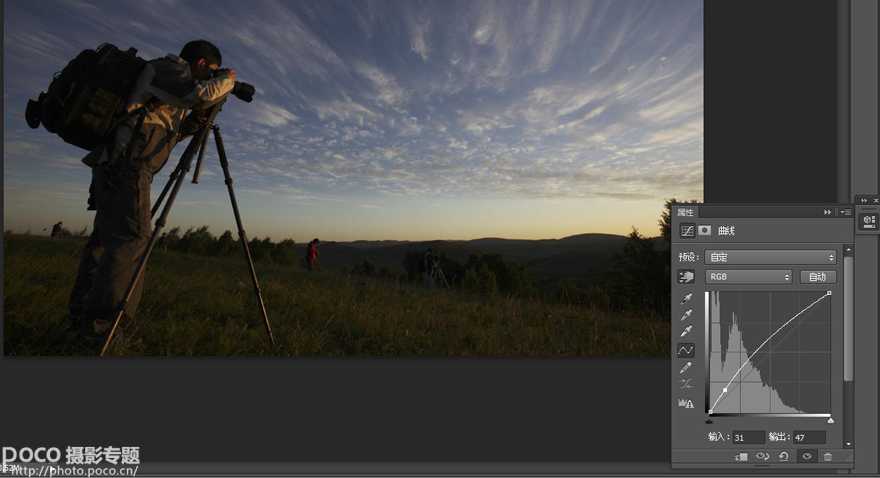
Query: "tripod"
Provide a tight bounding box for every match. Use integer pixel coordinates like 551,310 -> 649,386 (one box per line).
100,99 -> 275,356
430,260 -> 450,289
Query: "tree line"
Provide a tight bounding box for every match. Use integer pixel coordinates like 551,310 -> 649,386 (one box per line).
133,198 -> 696,320
156,226 -> 300,265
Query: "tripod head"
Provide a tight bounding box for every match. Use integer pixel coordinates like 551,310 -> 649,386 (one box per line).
189,72 -> 257,183
189,76 -> 257,184
211,69 -> 255,103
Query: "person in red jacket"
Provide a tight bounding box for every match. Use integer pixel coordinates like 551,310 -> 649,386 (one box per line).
306,238 -> 320,271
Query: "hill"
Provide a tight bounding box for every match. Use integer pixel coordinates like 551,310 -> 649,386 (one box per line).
291,233 -> 633,289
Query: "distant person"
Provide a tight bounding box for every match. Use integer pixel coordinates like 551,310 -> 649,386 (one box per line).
50,221 -> 64,238
306,238 -> 320,271
428,252 -> 449,288
423,247 -> 435,288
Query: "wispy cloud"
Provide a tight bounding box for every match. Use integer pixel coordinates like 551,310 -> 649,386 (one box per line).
409,16 -> 431,61
251,101 -> 299,127
4,0 -> 704,239
353,62 -> 408,108
313,96 -> 378,123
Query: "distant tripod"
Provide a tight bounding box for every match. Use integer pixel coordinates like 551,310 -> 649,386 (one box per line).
100,99 -> 275,356
429,259 -> 450,289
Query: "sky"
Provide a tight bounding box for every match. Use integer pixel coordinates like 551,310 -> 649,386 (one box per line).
3,0 -> 703,242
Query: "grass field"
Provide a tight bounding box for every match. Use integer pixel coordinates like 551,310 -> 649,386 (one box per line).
3,234 -> 669,357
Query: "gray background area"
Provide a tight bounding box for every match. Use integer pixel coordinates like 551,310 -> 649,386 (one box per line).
0,359 -> 669,463
850,0 -> 879,474
2,0 -> 879,476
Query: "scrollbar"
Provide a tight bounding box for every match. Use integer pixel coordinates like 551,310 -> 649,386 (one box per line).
705,291 -> 710,416
843,253 -> 854,448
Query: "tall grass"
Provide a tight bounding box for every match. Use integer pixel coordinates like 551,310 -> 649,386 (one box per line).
3,234 -> 669,357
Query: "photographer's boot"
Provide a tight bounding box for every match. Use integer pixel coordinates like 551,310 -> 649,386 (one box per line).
74,317 -> 120,353
92,319 -> 112,336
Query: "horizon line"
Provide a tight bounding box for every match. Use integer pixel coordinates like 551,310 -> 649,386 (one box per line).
5,228 -> 665,244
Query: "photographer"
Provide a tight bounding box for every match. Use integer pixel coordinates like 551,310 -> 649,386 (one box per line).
68,40 -> 237,343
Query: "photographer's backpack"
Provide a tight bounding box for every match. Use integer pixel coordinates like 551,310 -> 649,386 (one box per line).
25,43 -> 146,151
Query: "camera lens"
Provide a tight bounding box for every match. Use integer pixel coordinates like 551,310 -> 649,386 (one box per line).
232,81 -> 255,103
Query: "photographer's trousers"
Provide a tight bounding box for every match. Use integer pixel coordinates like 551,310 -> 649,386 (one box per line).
69,124 -> 176,324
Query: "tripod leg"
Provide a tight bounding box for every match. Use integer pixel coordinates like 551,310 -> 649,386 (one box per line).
151,158 -> 186,218
212,126 -> 276,346
152,130 -> 210,217
191,127 -> 210,184
100,111 -> 219,356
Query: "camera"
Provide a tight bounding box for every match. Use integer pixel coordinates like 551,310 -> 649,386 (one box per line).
232,81 -> 255,103
213,68 -> 255,103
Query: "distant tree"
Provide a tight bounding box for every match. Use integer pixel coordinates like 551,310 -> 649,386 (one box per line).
260,237 -> 273,262
556,278 -> 582,305
462,253 -> 530,296
462,268 -> 480,292
352,259 -> 376,276
462,259 -> 499,296
606,227 -> 667,317
248,238 -> 263,262
477,264 -> 498,296
271,239 -> 297,265
179,226 -> 214,255
159,227 -> 182,251
213,230 -> 236,256
403,251 -> 425,281
584,285 -> 611,311
247,237 -> 275,262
